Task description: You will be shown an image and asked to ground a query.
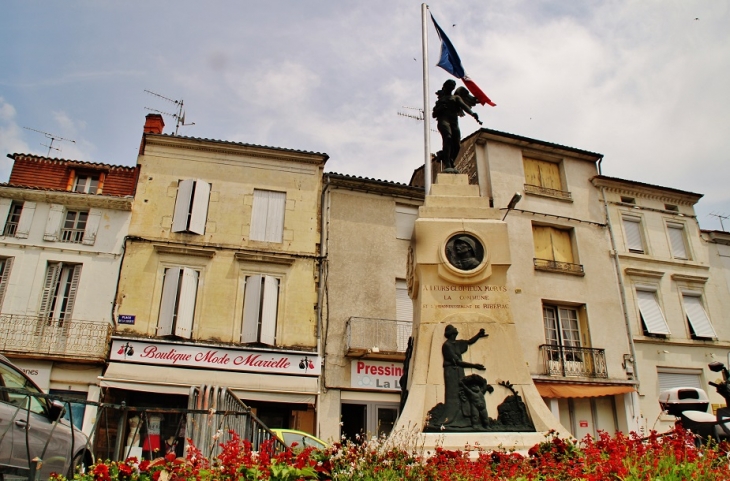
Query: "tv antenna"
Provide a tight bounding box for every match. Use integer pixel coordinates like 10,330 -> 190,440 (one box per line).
23,127 -> 76,157
710,212 -> 729,231
397,106 -> 438,133
144,89 -> 195,135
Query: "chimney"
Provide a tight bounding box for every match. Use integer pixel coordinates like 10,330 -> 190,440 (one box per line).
143,114 -> 165,134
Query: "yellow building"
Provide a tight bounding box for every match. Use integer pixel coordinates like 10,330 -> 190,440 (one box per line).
100,115 -> 327,452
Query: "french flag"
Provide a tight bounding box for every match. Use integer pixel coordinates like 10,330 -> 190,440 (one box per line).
431,13 -> 496,107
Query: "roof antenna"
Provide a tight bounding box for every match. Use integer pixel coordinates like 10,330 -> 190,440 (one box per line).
144,89 -> 195,136
23,127 -> 76,157
710,212 -> 729,232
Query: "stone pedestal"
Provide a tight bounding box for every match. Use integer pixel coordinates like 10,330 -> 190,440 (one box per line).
393,174 -> 569,452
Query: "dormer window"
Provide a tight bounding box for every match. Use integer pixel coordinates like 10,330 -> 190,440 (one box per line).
74,174 -> 100,194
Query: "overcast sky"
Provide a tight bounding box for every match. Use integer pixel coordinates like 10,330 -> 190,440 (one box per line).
1,1 -> 728,230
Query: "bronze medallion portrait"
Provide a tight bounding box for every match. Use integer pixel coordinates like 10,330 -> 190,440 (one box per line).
445,233 -> 484,271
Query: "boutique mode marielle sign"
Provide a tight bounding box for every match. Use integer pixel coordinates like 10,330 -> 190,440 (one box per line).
110,339 -> 320,376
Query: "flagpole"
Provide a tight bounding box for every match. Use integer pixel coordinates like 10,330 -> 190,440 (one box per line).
421,3 -> 431,195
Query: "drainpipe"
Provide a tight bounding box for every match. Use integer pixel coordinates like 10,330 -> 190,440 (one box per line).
315,175 -> 331,438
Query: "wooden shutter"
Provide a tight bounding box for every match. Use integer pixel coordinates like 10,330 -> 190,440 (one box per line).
259,276 -> 279,345
174,268 -> 198,339
538,160 -> 562,190
60,264 -> 82,321
395,205 -> 418,240
188,181 -> 210,235
158,267 -> 181,336
82,209 -> 103,245
683,295 -> 716,339
0,257 -> 13,309
0,199 -> 11,232
523,158 -> 541,186
667,224 -> 688,259
44,204 -> 65,241
172,179 -> 195,233
241,275 -> 263,342
532,225 -> 554,260
250,191 -> 269,241
265,191 -> 286,242
636,290 -> 671,335
39,263 -> 62,318
15,201 -> 36,239
623,217 -> 644,253
550,228 -> 574,263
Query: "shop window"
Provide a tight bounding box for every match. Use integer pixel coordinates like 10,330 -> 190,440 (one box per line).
532,225 -> 583,275
622,216 -> 646,254
39,262 -> 82,323
241,274 -> 279,345
44,204 -> 101,245
250,189 -> 286,243
682,293 -> 716,340
172,179 -> 211,235
636,289 -> 670,336
395,204 -> 418,240
395,279 -> 412,352
0,257 -> 13,309
523,157 -> 571,200
158,267 -> 199,339
73,174 -> 100,194
667,223 -> 689,260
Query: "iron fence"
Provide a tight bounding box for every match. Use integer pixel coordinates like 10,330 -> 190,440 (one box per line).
346,317 -> 412,354
533,258 -> 585,275
539,344 -> 608,378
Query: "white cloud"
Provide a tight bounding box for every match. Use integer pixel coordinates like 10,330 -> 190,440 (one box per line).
0,97 -> 29,181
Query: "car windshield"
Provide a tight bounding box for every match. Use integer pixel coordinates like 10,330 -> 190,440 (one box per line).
0,363 -> 47,414
280,431 -> 326,450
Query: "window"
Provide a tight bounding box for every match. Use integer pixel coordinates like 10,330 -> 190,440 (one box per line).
60,210 -> 88,243
3,202 -> 23,236
44,204 -> 101,245
636,289 -> 670,336
665,204 -> 679,212
621,196 -> 636,204
532,225 -> 583,274
73,174 -> 99,194
395,279 -> 413,351
542,305 -> 585,375
395,204 -> 418,240
0,257 -> 13,309
657,369 -> 702,394
622,216 -> 646,254
682,294 -> 716,339
39,262 -> 82,323
0,200 -> 35,239
0,362 -> 47,414
172,179 -> 211,235
250,190 -> 286,242
523,157 -> 570,199
158,267 -> 199,339
241,274 -> 279,345
667,223 -> 689,260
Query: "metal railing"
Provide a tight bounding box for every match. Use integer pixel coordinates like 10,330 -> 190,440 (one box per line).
0,314 -> 112,361
533,258 -> 585,275
3,221 -> 18,236
524,183 -> 572,200
186,385 -> 286,459
346,317 -> 412,354
539,344 -> 608,378
61,228 -> 85,243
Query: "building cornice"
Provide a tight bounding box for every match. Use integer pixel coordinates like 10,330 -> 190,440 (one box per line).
0,185 -> 133,210
592,176 -> 703,205
325,173 -> 425,200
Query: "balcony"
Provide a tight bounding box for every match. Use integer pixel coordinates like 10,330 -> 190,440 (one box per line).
524,183 -> 572,201
534,258 -> 585,276
539,344 -> 607,378
0,314 -> 112,362
345,317 -> 411,360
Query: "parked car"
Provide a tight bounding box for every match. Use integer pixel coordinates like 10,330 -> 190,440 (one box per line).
0,355 -> 92,480
270,428 -> 327,451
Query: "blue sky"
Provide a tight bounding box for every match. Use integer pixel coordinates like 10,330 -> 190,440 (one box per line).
1,1 -> 729,230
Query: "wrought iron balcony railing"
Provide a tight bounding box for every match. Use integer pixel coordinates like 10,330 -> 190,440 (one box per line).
346,317 -> 412,357
534,258 -> 585,275
524,183 -> 572,200
0,313 -> 112,361
539,344 -> 608,378
61,228 -> 86,243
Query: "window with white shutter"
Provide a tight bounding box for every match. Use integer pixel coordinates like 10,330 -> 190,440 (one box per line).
1,201 -> 23,237
682,294 -> 716,339
171,179 -> 211,235
622,216 -> 645,254
157,267 -> 199,339
250,190 -> 286,243
636,289 -> 670,336
0,257 -> 13,309
667,223 -> 689,260
14,201 -> 35,239
241,274 -> 279,345
395,279 -> 413,351
38,262 -> 82,325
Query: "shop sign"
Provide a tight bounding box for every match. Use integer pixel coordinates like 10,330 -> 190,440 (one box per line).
351,360 -> 404,391
109,339 -> 320,376
9,358 -> 52,392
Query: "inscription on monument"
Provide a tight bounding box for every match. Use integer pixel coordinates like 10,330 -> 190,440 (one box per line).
422,284 -> 509,311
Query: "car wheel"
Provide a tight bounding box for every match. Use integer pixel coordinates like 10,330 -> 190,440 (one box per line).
68,450 -> 92,478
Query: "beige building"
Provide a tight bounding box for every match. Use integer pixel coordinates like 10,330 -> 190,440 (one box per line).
592,176 -> 730,432
100,115 -> 328,452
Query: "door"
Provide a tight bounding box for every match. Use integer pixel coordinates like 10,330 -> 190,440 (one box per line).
375,405 -> 398,437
